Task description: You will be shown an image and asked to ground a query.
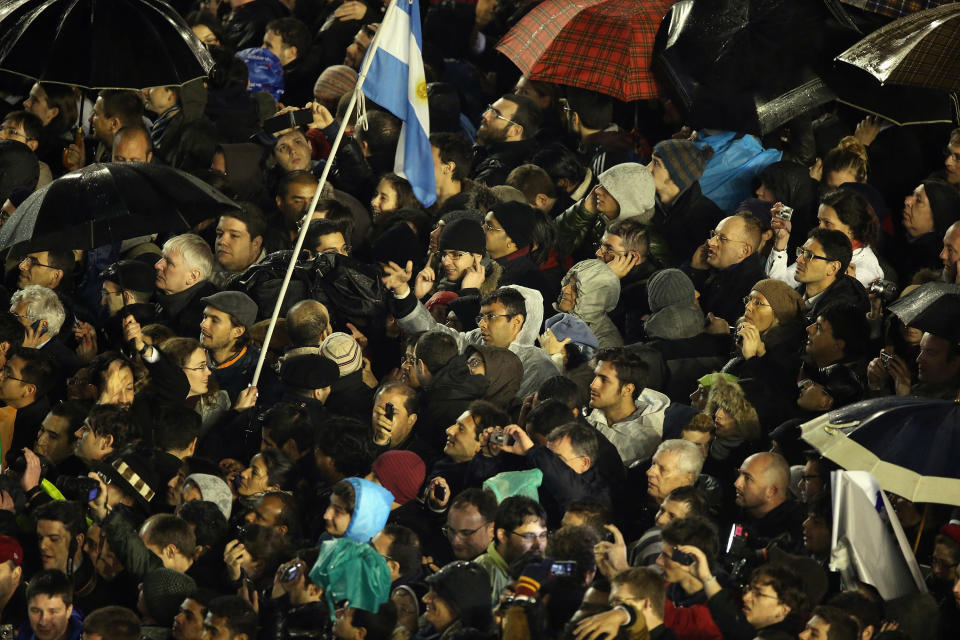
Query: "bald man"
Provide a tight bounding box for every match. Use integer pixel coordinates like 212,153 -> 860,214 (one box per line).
112,126 -> 153,163
732,452 -> 805,553
285,300 -> 332,349
687,213 -> 766,325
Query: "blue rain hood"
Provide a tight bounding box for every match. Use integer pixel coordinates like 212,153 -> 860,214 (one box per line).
343,477 -> 394,543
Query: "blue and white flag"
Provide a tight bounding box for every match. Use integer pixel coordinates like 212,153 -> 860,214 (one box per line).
360,0 -> 436,207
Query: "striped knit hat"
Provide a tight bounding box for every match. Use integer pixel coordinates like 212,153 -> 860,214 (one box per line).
652,140 -> 714,194
321,332 -> 363,376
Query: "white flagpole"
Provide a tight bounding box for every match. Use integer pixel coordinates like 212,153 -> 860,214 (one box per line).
250,0 -> 401,387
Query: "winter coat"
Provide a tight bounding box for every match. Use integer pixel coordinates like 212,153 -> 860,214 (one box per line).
222,0 -> 289,51
417,355 -> 489,447
584,389 -> 671,467
471,138 -> 538,186
800,273 -> 870,325
686,253 -> 765,325
261,597 -> 331,640
393,285 -> 561,399
611,260 -> 659,343
325,369 -> 375,422
558,259 -> 623,348
640,334 -> 729,403
156,280 -> 220,339
464,345 -> 522,406
654,181 -> 725,266
495,248 -> 556,313
766,245 -> 883,288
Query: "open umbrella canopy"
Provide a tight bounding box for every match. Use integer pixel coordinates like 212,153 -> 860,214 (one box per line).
652,0 -> 836,134
0,162 -> 241,253
802,395 -> 960,506
496,0 -> 674,101
887,281 -> 960,340
837,0 -> 953,22
0,0 -> 214,90
836,3 -> 960,92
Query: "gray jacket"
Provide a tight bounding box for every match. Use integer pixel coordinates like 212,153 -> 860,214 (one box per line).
559,259 -> 623,349
396,285 -> 560,399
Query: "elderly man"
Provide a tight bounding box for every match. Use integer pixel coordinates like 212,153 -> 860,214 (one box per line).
10,286 -> 80,393
154,234 -> 218,337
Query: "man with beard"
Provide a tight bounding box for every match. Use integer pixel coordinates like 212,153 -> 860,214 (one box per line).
471,94 -> 541,187
941,221 -> 960,283
198,292 -> 260,401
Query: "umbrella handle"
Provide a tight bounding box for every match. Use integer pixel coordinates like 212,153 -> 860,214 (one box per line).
912,503 -> 928,555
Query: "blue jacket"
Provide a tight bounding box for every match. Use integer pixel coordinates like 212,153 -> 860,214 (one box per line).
19,608 -> 83,640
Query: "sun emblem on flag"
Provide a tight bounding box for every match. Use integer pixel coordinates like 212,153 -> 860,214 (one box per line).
416,80 -> 428,101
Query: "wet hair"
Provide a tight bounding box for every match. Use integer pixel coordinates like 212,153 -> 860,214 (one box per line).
304,218 -> 347,252
178,500 -> 228,549
563,499 -> 612,536
594,347 -> 649,400
563,87 -> 612,130
663,486 -> 709,517
221,203 -> 267,242
3,110 -> 43,141
606,218 -> 650,255
255,448 -> 294,488
87,403 -> 136,448
430,132 -> 473,181
660,515 -> 719,564
480,287 -> 526,321
277,169 -> 318,198
823,136 -> 868,184
807,227 -> 853,275
26,569 -> 74,608
820,189 -> 879,246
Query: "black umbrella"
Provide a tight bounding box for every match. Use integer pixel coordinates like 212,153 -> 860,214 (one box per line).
887,282 -> 960,340
0,0 -> 214,90
652,0 -> 836,135
0,162 -> 241,253
822,65 -> 957,126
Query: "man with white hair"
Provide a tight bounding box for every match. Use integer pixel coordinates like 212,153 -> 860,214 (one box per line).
734,452 -> 806,553
154,234 -> 218,337
10,285 -> 80,393
646,439 -> 704,504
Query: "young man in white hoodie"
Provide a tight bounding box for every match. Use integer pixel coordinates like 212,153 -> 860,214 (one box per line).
585,347 -> 669,467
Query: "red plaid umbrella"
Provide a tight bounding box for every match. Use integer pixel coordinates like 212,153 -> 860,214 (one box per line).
496,0 -> 674,101
836,3 -> 960,92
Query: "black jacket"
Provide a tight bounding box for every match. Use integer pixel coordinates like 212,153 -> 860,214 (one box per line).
324,370 -> 375,423
687,253 -> 765,324
222,0 -> 289,51
655,182 -> 725,266
800,274 -> 870,324
705,587 -> 802,640
610,260 -> 659,343
6,397 -> 50,467
471,138 -> 538,186
417,356 -> 489,447
156,280 -> 219,338
261,596 -> 331,640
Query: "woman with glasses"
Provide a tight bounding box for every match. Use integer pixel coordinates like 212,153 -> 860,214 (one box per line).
766,188 -> 882,288
157,337 -> 232,431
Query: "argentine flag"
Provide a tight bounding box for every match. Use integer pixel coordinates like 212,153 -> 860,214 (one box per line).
360,0 -> 436,207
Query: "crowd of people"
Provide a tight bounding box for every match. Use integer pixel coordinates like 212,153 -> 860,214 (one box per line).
0,0 -> 958,639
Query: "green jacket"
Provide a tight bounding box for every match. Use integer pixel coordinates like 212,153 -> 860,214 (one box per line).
473,541 -> 511,607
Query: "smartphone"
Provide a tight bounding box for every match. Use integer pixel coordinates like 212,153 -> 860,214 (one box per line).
280,563 -> 302,583
30,318 -> 46,336
240,568 -> 255,596
384,402 -> 395,420
880,351 -> 893,367
671,549 -> 696,566
264,108 -> 313,135
549,561 -> 576,578
434,483 -> 446,502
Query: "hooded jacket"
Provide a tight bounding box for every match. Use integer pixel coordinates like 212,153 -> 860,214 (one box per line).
558,259 -> 623,348
185,473 -> 233,520
553,163 -> 656,257
394,285 -> 560,399
585,389 -> 671,466
464,345 -> 522,405
343,478 -> 394,542
644,268 -> 705,341
417,354 -> 490,447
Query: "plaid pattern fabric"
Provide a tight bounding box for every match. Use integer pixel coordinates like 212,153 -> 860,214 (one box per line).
496,0 -> 674,101
837,3 -> 960,91
839,0 -> 953,20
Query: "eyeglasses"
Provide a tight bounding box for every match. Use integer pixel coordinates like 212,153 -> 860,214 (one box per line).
466,355 -> 484,371
799,474 -> 821,483
441,523 -> 489,539
597,244 -> 631,257
932,557 -> 959,571
1,366 -> 26,383
795,246 -> 834,263
742,295 -> 771,308
484,104 -> 521,128
510,530 -> 548,543
481,221 -> 504,233
944,146 -> 960,163
182,362 -> 210,372
1,126 -> 34,142
20,255 -> 57,269
708,229 -> 749,245
440,250 -> 468,261
746,584 -> 780,602
609,596 -> 644,608
476,313 -> 513,325
402,354 -> 418,367
100,288 -> 124,298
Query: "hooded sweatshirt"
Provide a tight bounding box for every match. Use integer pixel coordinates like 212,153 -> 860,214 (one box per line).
643,268 -> 705,340
585,389 -> 671,466
596,162 -> 656,222
557,259 -> 623,349
464,345 -> 523,406
185,473 -> 234,520
343,477 -> 394,542
396,285 -> 561,399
